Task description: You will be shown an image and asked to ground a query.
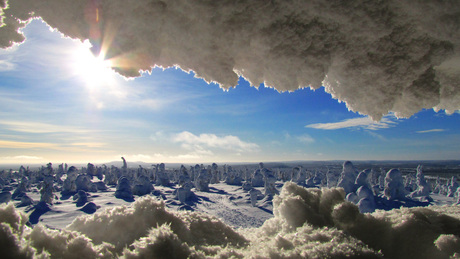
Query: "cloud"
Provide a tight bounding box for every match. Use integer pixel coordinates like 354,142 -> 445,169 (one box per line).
297,134 -> 315,144
416,129 -> 446,134
0,155 -> 42,160
0,59 -> 15,71
172,131 -> 259,153
0,139 -> 58,149
0,121 -> 90,134
70,142 -> 106,148
149,131 -> 166,142
137,98 -> 165,110
306,116 -> 397,130
1,1 -> 460,119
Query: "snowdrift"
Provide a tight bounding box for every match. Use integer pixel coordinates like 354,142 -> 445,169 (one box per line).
1,182 -> 460,258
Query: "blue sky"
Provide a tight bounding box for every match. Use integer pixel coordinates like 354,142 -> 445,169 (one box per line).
0,19 -> 459,164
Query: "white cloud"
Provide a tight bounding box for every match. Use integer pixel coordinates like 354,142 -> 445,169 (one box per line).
149,131 -> 166,142
306,116 -> 397,131
172,131 -> 259,153
0,139 -> 58,149
366,131 -> 387,141
416,129 -> 446,134
71,142 -> 106,148
0,121 -> 90,134
297,134 -> 315,144
0,59 -> 15,71
0,155 -> 42,160
137,98 -> 164,110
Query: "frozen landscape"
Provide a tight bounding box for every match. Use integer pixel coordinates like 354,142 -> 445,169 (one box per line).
1,159 -> 460,258
1,0 -> 460,258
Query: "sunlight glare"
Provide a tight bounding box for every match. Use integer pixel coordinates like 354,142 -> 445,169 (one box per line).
72,41 -> 115,89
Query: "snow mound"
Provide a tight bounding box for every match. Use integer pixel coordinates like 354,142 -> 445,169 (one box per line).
1,182 -> 460,258
2,1 -> 460,118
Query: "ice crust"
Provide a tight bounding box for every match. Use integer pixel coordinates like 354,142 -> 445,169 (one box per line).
1,0 -> 460,119
1,182 -> 460,258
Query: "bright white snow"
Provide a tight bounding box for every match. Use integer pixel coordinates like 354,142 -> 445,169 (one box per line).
1,160 -> 460,258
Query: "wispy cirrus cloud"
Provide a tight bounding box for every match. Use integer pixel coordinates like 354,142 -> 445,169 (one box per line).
416,129 -> 446,134
0,121 -> 91,134
0,60 -> 16,71
297,134 -> 315,144
305,116 -> 397,130
70,142 -> 106,148
0,140 -> 58,149
0,155 -> 42,160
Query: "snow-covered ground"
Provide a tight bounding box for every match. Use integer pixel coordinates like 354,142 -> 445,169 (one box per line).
1,161 -> 460,258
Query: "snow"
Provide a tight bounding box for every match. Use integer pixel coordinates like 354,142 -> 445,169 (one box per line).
2,1 -> 460,119
1,160 -> 460,258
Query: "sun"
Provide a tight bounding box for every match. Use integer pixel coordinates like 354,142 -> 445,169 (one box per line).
71,41 -> 116,90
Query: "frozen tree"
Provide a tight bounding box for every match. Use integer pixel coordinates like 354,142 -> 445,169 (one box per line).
305,175 -> 316,187
337,161 -> 358,194
178,166 -> 191,187
121,157 -> 128,176
313,171 -> 324,185
433,176 -> 442,194
75,174 -> 91,192
73,190 -> 88,207
263,168 -> 278,196
447,176 -> 459,197
346,192 -> 359,204
210,163 -> 220,184
356,186 -> 376,213
175,182 -> 194,203
378,171 -> 385,190
87,163 -> 96,178
296,168 -> 308,186
250,188 -> 260,207
62,166 -> 78,195
326,170 -> 339,188
115,176 -> 134,200
251,166 -> 265,188
104,166 -> 118,186
409,165 -> 431,198
384,169 -> 406,200
40,175 -> 55,204
12,176 -> 30,200
225,166 -> 243,186
194,168 -> 210,192
132,175 -> 153,196
291,166 -> 301,183
355,169 -> 371,189
155,163 -> 170,186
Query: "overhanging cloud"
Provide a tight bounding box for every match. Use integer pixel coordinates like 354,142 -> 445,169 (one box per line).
1,0 -> 460,119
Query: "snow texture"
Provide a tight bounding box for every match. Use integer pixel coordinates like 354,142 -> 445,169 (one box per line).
2,182 -> 460,258
1,0 -> 460,119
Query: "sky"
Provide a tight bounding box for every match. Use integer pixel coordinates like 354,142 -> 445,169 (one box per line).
0,19 -> 459,165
